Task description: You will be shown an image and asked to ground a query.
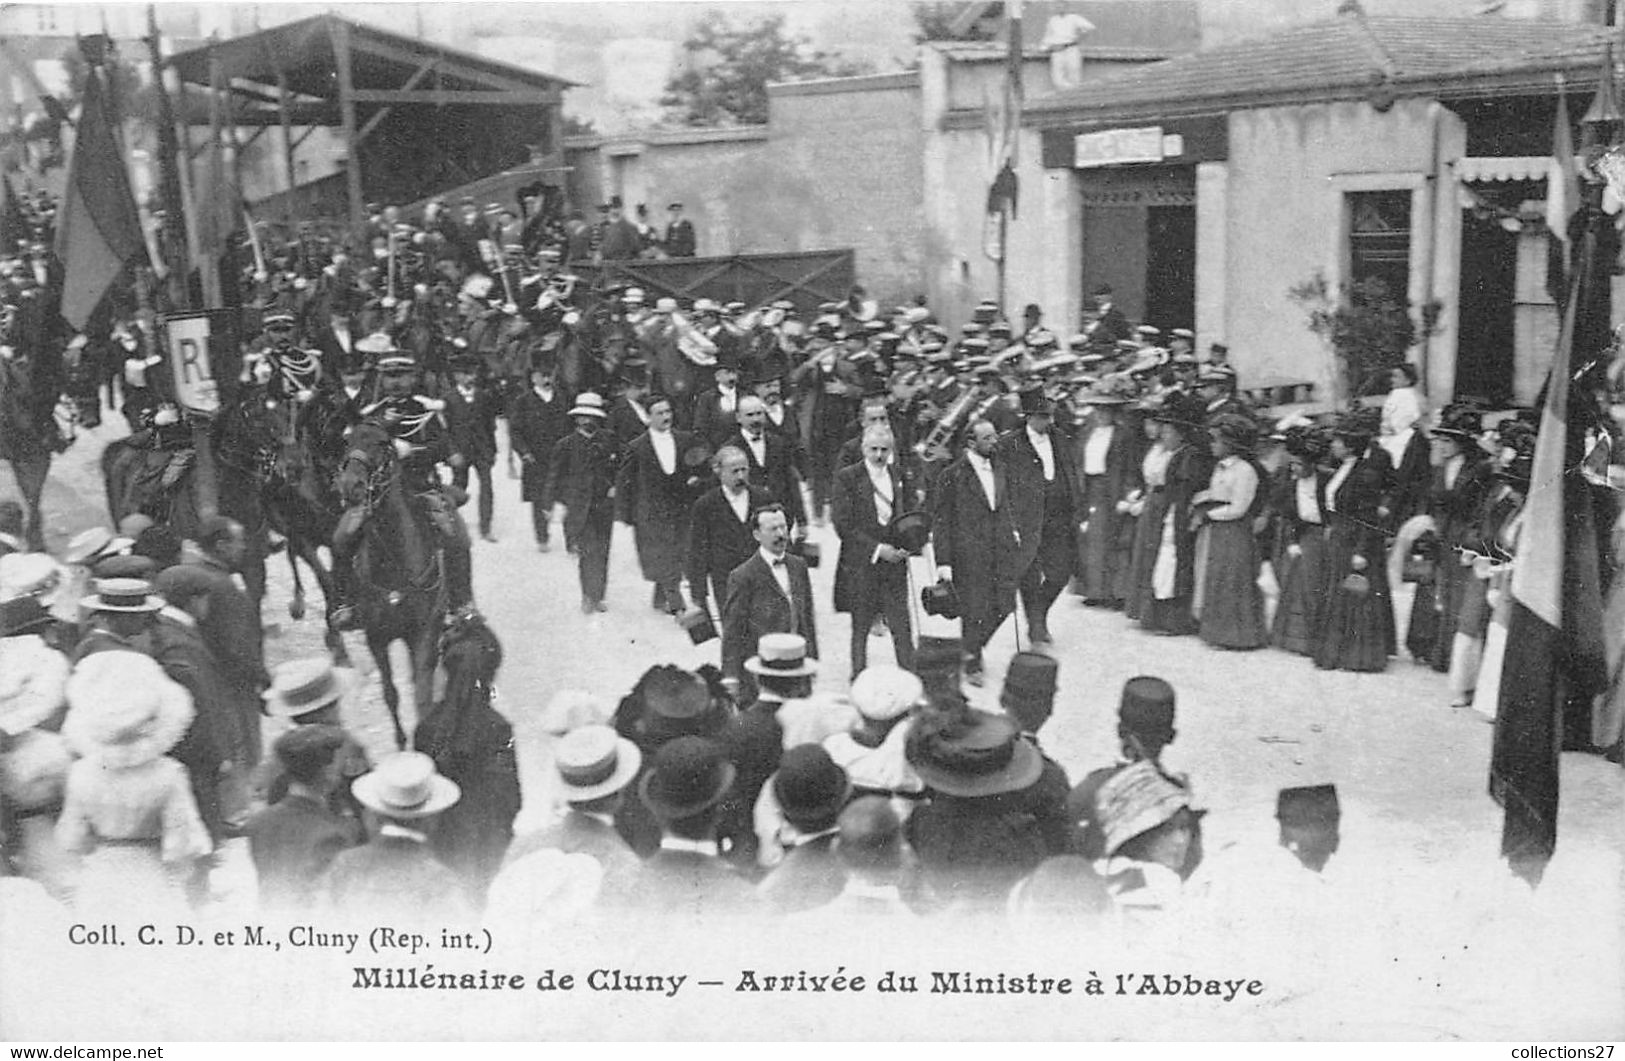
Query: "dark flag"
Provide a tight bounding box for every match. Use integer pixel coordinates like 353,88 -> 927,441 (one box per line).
1488,215 -> 1609,886
52,61 -> 147,331
0,173 -> 28,253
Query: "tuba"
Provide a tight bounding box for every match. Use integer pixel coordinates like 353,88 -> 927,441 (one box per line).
913,388 -> 978,462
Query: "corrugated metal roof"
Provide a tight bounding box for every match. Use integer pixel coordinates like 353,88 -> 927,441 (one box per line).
1027,15 -> 1615,120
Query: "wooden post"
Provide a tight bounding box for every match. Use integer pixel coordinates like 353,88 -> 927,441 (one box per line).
272,51 -> 297,217
332,18 -> 364,232
200,46 -> 225,308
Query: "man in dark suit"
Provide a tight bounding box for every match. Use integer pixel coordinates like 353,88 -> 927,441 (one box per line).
445,356 -> 503,541
507,362 -> 572,551
1085,284 -> 1132,355
931,419 -> 1022,684
663,202 -> 697,258
686,445 -> 772,622
246,726 -> 362,910
999,389 -> 1078,646
322,751 -> 471,922
691,360 -> 743,450
832,425 -> 919,678
616,393 -> 705,614
545,393 -> 625,613
599,198 -> 643,262
622,736 -> 758,915
721,503 -> 817,687
181,516 -> 270,708
723,396 -> 806,531
757,745 -> 850,914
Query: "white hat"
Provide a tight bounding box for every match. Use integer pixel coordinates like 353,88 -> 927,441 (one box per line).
351,751 -> 461,819
568,392 -> 608,419
692,298 -> 721,315
80,577 -> 165,613
553,724 -> 642,803
62,527 -> 119,566
745,632 -> 817,678
63,650 -> 194,768
262,657 -> 359,718
849,665 -> 922,722
1094,760 -> 1192,856
621,287 -> 646,304
654,297 -> 679,314
0,553 -> 66,603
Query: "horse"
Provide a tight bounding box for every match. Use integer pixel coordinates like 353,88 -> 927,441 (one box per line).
334,420 -> 449,748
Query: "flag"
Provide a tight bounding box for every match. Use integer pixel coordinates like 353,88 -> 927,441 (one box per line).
1489,217 -> 1609,886
1545,82 -> 1579,306
0,172 -> 26,253
983,0 -> 1024,261
52,64 -> 146,331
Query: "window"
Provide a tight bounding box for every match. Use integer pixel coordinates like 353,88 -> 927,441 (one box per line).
1347,190 -> 1412,302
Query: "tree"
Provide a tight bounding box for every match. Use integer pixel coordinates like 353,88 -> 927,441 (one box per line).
1288,270 -> 1442,402
910,2 -> 998,43
661,11 -> 873,127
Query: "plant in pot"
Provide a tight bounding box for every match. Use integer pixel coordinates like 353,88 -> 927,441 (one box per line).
1288,270 -> 1442,405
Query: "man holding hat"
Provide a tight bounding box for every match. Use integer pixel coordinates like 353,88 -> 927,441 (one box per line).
547,392 -> 626,612
832,425 -> 921,678
324,751 -> 471,920
1000,385 -> 1079,646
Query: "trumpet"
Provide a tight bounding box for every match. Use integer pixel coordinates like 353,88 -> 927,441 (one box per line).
914,388 -> 977,462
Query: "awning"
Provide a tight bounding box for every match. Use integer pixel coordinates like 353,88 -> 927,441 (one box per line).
1453,156 -> 1579,183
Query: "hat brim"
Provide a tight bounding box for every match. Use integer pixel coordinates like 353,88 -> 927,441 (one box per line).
568,406 -> 608,418
744,656 -> 819,678
351,771 -> 462,819
913,736 -> 1043,798
775,774 -> 852,824
262,667 -> 360,718
638,759 -> 736,820
557,737 -> 643,803
79,594 -> 164,613
64,677 -> 193,768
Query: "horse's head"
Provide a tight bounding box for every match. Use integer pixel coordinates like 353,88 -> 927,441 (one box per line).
335,421 -> 394,507
440,606 -> 501,676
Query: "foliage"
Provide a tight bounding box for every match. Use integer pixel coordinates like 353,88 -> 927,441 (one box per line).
560,114 -> 599,139
910,2 -> 998,43
661,11 -> 873,126
59,47 -> 156,125
1288,270 -> 1443,399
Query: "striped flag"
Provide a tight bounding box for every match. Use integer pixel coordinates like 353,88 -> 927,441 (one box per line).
1488,212 -> 1609,885
1545,83 -> 1578,305
52,63 -> 147,331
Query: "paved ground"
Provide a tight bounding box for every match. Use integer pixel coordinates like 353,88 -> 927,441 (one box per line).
8,410 -> 1622,1040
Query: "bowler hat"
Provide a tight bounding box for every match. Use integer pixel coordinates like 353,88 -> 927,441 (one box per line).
638,736 -> 735,820
1018,384 -> 1055,416
908,709 -> 1043,798
0,595 -> 53,639
773,745 -> 851,824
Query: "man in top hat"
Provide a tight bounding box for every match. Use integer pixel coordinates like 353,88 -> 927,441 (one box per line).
929,418 -> 1022,684
324,751 -> 471,921
1068,675 -> 1188,859
663,202 -> 697,258
616,392 -> 706,616
546,392 -> 626,614
686,445 -> 773,626
832,425 -> 921,678
692,357 -> 745,450
1000,386 -> 1079,645
444,355 -> 503,542
757,744 -> 852,913
507,360 -> 573,552
246,726 -> 363,909
505,723 -> 643,893
625,735 -> 759,913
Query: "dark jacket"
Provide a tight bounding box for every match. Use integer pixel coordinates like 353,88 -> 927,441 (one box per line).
930,452 -> 1022,619
247,791 -> 361,910
507,386 -> 573,503
723,430 -> 806,527
999,426 -> 1079,569
323,832 -> 472,921
663,218 -> 696,258
687,484 -> 774,602
545,428 -> 625,541
616,429 -> 705,583
721,552 -> 817,681
444,383 -> 502,466
831,460 -> 920,614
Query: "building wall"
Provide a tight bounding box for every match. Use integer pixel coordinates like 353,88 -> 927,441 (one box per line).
1222,99 -> 1466,404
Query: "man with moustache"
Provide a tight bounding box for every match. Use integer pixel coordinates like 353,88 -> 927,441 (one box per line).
721,504 -> 817,693
686,446 -> 773,624
723,396 -> 806,533
1001,387 -> 1079,646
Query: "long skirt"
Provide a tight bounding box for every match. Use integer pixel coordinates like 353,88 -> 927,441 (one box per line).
1405,552 -> 1467,672
1140,498 -> 1196,635
1125,493 -> 1168,622
1194,518 -> 1267,649
1270,526 -> 1327,655
1313,516 -> 1394,673
1447,564 -> 1494,704
1076,475 -> 1129,602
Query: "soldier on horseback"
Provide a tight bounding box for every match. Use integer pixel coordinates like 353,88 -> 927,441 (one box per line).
329,333 -> 474,632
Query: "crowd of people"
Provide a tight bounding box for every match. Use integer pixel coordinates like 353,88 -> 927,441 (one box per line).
2,179 -> 1612,934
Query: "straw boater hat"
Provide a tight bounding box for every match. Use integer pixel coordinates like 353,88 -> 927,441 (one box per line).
745,632 -> 818,678
63,650 -> 194,768
553,724 -> 642,803
1093,759 -> 1192,856
0,553 -> 65,603
80,577 -> 164,614
568,392 -> 608,419
849,665 -> 923,723
538,689 -> 612,736
62,526 -> 125,567
352,751 -> 461,819
262,657 -> 360,719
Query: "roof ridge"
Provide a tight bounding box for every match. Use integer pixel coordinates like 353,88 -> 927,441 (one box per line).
1345,8 -> 1399,84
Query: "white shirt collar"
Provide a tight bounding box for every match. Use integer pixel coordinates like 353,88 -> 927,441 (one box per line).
379,823 -> 430,844
759,546 -> 787,566
659,836 -> 719,857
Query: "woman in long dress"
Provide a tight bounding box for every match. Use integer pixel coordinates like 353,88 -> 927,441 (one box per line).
1270,427 -> 1330,655
1124,406 -> 1171,623
1193,414 -> 1268,650
54,650 -> 211,913
1314,410 -> 1397,672
1470,427 -> 1535,718
1403,405 -> 1493,674
1138,395 -> 1212,636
